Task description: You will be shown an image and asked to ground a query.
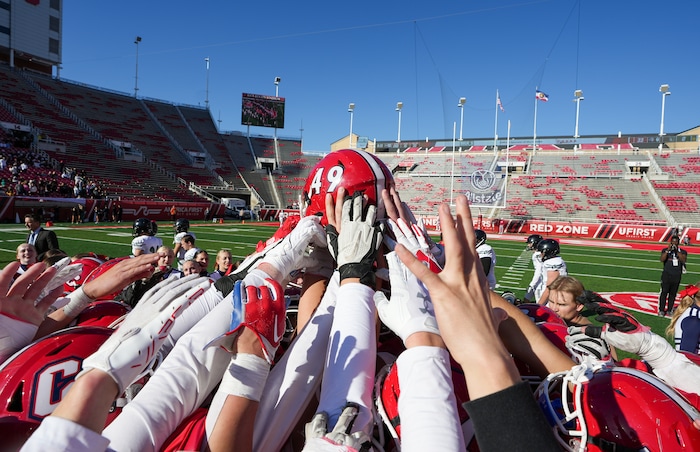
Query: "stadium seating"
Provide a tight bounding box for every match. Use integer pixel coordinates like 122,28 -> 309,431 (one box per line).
1,61 -> 698,228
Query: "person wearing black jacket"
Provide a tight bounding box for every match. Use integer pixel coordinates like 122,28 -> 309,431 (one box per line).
24,213 -> 60,261
659,235 -> 687,316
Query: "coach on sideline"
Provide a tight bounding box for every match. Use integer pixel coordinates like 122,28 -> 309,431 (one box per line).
24,212 -> 60,261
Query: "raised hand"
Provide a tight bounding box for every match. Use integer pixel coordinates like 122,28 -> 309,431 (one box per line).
394,195 -> 519,399
325,189 -> 383,286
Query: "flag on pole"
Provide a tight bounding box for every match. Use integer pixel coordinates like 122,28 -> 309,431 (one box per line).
535,90 -> 549,102
497,93 -> 505,112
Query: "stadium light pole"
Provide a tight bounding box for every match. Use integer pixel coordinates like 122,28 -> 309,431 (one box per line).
273,77 -> 281,142
348,103 -> 355,149
205,57 -> 210,109
573,89 -> 584,149
458,97 -> 466,141
396,102 -> 403,145
133,36 -> 142,98
659,84 -> 671,151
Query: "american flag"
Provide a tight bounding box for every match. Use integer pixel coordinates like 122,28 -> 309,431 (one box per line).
497,93 -> 505,112
535,90 -> 549,102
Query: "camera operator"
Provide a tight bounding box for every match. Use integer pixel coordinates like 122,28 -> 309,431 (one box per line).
659,235 -> 688,316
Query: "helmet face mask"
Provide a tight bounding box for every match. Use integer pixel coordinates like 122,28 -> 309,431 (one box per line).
537,238 -> 560,261
536,365 -> 700,451
302,149 -> 394,225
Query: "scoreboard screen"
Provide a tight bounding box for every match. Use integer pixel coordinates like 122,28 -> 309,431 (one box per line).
241,93 -> 285,129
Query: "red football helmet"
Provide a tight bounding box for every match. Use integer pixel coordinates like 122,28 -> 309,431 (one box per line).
517,303 -> 567,326
0,326 -> 113,424
63,256 -> 104,293
83,256 -> 131,301
303,149 -> 394,225
536,364 -> 700,451
74,301 -> 130,328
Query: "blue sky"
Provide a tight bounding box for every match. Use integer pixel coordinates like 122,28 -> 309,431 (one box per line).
60,1 -> 699,152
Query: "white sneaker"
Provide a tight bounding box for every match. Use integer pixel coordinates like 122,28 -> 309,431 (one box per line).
79,275 -> 211,392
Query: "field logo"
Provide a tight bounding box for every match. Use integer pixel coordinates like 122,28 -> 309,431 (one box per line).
598,292 -> 659,316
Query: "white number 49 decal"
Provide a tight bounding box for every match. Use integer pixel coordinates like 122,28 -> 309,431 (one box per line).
309,165 -> 344,196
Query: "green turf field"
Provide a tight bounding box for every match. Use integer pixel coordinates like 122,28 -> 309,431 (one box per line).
0,220 -> 689,344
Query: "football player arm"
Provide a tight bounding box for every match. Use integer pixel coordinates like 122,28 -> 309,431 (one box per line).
34,254 -> 160,339
490,292 -> 575,377
537,270 -> 559,305
207,327 -> 267,452
297,272 -> 329,333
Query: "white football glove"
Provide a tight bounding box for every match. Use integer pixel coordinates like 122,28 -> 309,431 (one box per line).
326,193 -> 382,286
79,275 -> 210,393
36,257 -> 83,305
373,252 -> 439,343
384,218 -> 442,273
302,244 -> 336,279
262,215 -> 327,277
304,403 -> 372,451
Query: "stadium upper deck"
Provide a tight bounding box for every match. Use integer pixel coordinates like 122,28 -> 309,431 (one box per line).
1,62 -> 700,226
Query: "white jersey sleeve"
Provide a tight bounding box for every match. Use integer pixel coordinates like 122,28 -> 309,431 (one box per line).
21,416 -> 112,452
476,244 -> 497,289
528,252 -> 543,289
396,346 -> 466,451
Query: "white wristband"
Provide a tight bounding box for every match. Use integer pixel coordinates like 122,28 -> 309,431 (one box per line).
62,287 -> 94,318
218,353 -> 270,401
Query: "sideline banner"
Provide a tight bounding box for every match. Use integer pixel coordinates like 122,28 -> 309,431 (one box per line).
420,215 -> 677,243
0,197 -> 225,223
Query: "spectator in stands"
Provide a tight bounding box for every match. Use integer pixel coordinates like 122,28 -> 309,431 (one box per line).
659,235 -> 687,316
25,213 -> 60,261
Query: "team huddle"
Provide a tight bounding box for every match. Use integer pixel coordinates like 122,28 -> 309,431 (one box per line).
2,149 -> 700,451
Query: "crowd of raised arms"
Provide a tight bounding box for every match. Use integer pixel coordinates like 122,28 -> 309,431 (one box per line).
2,149 -> 700,452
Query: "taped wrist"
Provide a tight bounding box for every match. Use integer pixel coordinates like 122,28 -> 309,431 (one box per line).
62,287 -> 93,318
218,353 -> 270,402
339,263 -> 375,287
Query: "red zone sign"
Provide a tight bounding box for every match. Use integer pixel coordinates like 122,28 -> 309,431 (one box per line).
598,292 -> 662,316
419,216 -> 690,243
